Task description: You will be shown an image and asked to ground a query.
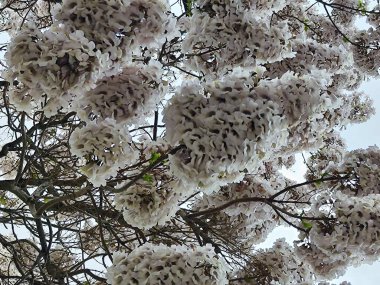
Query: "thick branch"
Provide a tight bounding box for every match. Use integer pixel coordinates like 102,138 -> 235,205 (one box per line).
35,186 -> 91,218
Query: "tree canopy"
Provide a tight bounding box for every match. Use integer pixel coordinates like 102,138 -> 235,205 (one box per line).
0,0 -> 379,284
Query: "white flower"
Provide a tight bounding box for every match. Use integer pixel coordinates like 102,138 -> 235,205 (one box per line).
76,61 -> 165,125
106,243 -> 229,285
69,119 -> 138,186
115,179 -> 192,230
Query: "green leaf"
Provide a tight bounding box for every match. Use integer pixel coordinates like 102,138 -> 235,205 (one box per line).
218,172 -> 227,178
149,152 -> 161,165
185,0 -> 193,17
142,174 -> 154,184
343,36 -> 349,43
315,172 -> 329,187
303,19 -> 309,32
80,162 -> 96,177
0,196 -> 7,205
258,151 -> 265,159
321,172 -> 329,179
357,0 -> 366,15
302,219 -> 313,230
31,172 -> 38,179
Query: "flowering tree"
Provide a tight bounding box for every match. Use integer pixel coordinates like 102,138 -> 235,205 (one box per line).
0,0 -> 379,284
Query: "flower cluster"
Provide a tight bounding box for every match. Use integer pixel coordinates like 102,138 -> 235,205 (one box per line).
164,70 -> 340,191
296,191 -> 380,279
4,25 -> 100,115
164,72 -> 283,191
331,0 -> 357,25
54,0 -> 175,60
193,175 -> 279,246
307,13 -> 348,45
182,1 -> 293,76
264,39 -> 347,79
114,178 -> 189,230
305,131 -> 347,181
77,62 -> 165,124
234,239 -> 314,284
327,146 -> 380,197
69,119 -> 137,186
350,28 -> 380,77
106,243 -> 228,285
196,0 -> 286,16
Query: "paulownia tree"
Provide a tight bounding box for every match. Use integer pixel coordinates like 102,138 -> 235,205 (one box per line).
0,0 -> 379,284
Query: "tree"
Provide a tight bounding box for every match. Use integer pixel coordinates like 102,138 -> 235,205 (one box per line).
0,0 -> 379,284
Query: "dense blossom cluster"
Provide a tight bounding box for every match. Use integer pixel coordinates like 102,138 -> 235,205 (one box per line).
114,177 -> 189,229
69,119 -> 137,186
106,243 -> 228,284
54,0 -> 176,61
1,0 -> 380,284
331,0 -> 357,25
264,39 -> 347,79
164,70 -> 343,191
77,62 -> 165,124
182,1 -> 292,76
296,191 -> 380,279
193,175 -> 279,245
5,25 -> 101,114
294,147 -> 380,279
234,239 -> 314,284
305,132 -> 347,180
325,146 -> 380,196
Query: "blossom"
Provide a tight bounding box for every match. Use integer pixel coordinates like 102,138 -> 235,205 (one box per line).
69,119 -> 137,186
233,239 -> 314,284
296,187 -> 380,279
4,24 -> 100,115
106,243 -> 228,285
115,178 -> 191,230
76,61 -> 165,125
164,70 -> 338,191
54,0 -> 176,63
182,4 -> 293,76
